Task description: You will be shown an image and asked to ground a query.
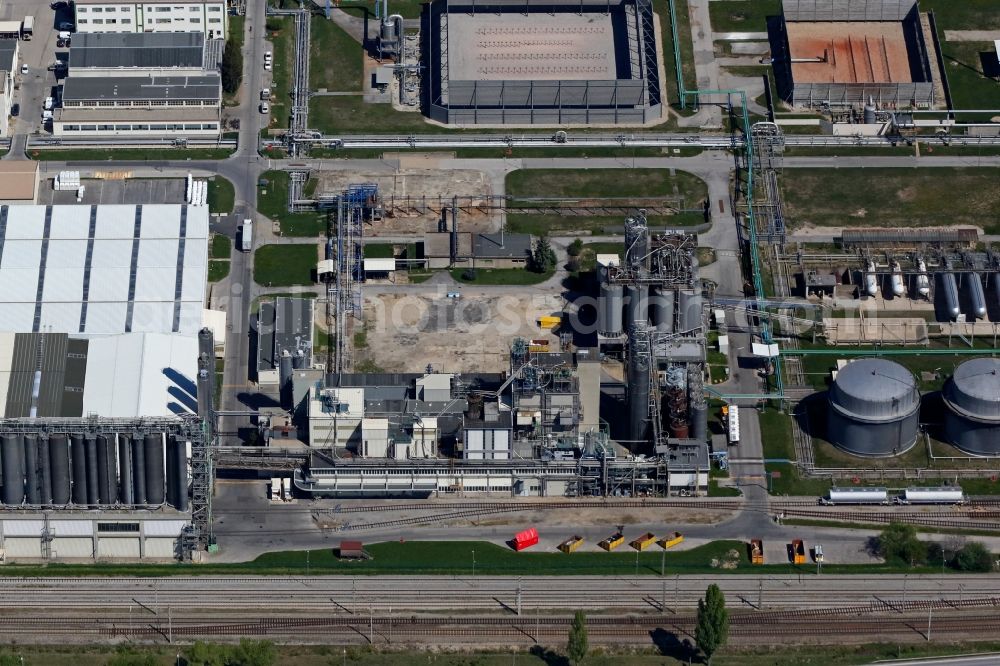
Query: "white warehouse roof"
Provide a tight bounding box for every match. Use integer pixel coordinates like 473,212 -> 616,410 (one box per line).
0,204 -> 208,335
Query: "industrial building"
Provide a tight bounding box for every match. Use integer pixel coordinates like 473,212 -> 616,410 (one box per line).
942,358 -> 1000,456
424,0 -> 662,125
69,32 -> 217,77
0,162 -> 40,205
597,220 -> 708,452
54,74 -> 222,139
0,39 -> 18,138
74,0 -> 229,40
423,231 -> 534,269
827,358 -> 920,456
0,204 -> 208,335
256,297 -> 315,389
774,0 -> 938,108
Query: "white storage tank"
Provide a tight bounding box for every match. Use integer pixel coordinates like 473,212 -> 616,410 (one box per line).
942,357 -> 1000,455
827,358 -> 920,457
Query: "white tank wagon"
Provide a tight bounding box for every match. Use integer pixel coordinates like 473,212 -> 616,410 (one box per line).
890,261 -> 905,298
914,258 -> 930,298
895,487 -> 966,505
864,260 -> 879,297
819,487 -> 889,505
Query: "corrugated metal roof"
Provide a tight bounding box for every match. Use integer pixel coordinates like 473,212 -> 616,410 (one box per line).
473,233 -> 532,259
71,32 -> 205,70
62,74 -> 221,103
363,258 -> 396,272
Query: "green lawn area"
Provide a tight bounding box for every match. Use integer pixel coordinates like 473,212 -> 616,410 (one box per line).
920,0 -> 1000,30
708,0 -> 781,32
363,242 -> 395,258
937,41 -> 1000,113
709,479 -> 742,497
30,148 -> 233,161
757,408 -> 834,495
309,15 -> 363,91
506,213 -> 704,236
12,643 -> 1000,666
798,351 -> 995,393
340,0 -> 426,19
206,177 -> 235,215
208,260 -> 230,283
309,96 -> 433,134
450,266 -> 554,286
506,168 -> 707,204
657,0 -> 697,108
781,168 -> 1000,230
257,170 -> 328,236
210,234 -> 232,260
254,244 -> 318,286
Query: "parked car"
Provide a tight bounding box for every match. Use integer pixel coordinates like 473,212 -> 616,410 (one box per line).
56,38 -> 65,48
58,22 -> 74,31
259,102 -> 270,114
41,110 -> 53,121
43,97 -> 54,110
10,103 -> 18,117
260,88 -> 270,100
19,64 -> 28,75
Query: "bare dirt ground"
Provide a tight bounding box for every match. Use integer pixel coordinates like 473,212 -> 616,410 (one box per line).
357,292 -> 564,372
316,168 -> 496,235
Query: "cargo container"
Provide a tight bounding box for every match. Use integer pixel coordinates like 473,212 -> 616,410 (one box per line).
658,532 -> 684,549
791,539 -> 806,565
750,539 -> 764,565
558,536 -> 583,554
269,477 -> 281,500
819,487 -> 889,506
513,527 -> 539,551
282,478 -> 291,501
896,487 -> 965,505
630,532 -> 657,551
813,544 -> 824,563
598,533 -> 625,551
538,315 -> 561,329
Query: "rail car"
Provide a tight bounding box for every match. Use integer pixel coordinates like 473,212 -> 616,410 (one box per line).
819,487 -> 890,506
895,487 -> 966,505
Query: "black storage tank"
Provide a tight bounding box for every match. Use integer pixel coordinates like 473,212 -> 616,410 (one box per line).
37,435 -> 52,505
131,435 -> 146,505
49,435 -> 71,505
23,436 -> 40,505
70,434 -> 88,505
84,436 -> 99,506
144,433 -> 165,505
118,435 -> 133,505
96,434 -> 118,505
1,435 -> 24,505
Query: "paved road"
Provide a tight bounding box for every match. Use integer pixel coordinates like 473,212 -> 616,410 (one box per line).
885,656 -> 1000,666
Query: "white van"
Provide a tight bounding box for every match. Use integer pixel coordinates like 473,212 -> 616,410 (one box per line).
57,30 -> 72,41
43,97 -> 53,110
41,110 -> 53,121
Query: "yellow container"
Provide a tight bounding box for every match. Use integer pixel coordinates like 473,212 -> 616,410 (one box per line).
658,532 -> 684,549
630,532 -> 657,551
598,533 -> 625,551
538,315 -> 562,329
750,539 -> 764,565
558,536 -> 584,553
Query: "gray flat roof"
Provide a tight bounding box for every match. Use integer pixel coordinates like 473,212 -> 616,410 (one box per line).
62,74 -> 221,103
473,233 -> 533,259
71,32 -> 205,70
257,298 -> 314,373
0,39 -> 16,72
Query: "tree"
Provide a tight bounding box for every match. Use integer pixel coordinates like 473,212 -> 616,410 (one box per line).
695,584 -> 729,664
954,542 -> 995,572
877,522 -> 925,566
186,641 -> 230,666
567,238 -> 583,257
531,235 -> 556,273
232,639 -> 277,666
566,610 -> 589,665
221,39 -> 244,95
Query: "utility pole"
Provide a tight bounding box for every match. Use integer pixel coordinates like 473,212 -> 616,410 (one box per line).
675,574 -> 679,610
472,549 -> 476,579
758,577 -> 763,610
926,602 -> 932,641
168,606 -> 172,644
903,574 -> 908,609
369,604 -> 374,645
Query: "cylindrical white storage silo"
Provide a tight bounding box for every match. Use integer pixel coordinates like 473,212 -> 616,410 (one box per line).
827,358 -> 920,457
943,358 -> 1000,455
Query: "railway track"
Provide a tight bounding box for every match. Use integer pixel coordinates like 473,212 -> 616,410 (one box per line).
1,606 -> 997,643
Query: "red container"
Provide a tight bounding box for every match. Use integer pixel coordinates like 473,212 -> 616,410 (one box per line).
513,527 -> 539,551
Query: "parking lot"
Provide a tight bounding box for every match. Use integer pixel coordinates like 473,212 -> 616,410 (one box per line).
1,0 -> 71,139
36,177 -> 189,206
